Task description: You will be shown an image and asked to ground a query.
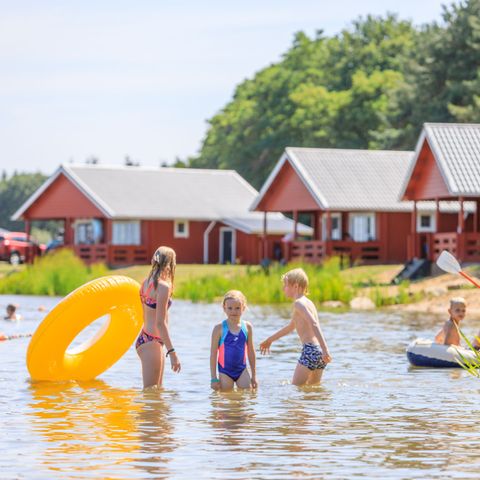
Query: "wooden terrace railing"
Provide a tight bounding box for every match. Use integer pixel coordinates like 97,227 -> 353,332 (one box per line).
72,244 -> 149,266
289,240 -> 384,265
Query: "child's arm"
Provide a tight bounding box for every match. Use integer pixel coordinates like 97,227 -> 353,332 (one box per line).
297,302 -> 332,363
210,325 -> 221,391
155,281 -> 181,373
259,318 -> 295,354
246,322 -> 257,388
434,324 -> 446,344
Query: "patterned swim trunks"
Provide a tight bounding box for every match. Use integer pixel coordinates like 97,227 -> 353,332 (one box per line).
298,343 -> 326,370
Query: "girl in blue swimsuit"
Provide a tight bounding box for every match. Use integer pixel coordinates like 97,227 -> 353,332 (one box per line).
210,290 -> 257,391
136,246 -> 181,389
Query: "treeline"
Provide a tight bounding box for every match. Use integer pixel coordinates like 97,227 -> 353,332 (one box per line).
0,171 -> 47,231
187,0 -> 480,188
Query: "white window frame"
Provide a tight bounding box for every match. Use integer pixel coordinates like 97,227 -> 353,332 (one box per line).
174,219 -> 189,238
112,220 -> 141,245
417,212 -> 436,233
349,213 -> 376,242
321,213 -> 342,240
219,227 -> 236,264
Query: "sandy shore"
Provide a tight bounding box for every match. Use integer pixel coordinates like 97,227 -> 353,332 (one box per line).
386,272 -> 480,318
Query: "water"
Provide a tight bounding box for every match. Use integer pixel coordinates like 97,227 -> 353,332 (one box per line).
1,295 -> 480,479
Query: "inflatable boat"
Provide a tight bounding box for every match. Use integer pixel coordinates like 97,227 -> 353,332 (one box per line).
406,338 -> 479,368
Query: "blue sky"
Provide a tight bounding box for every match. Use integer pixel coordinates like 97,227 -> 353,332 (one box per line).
0,1 -> 448,174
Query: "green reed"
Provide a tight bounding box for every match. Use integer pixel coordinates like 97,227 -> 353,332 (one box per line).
456,328 -> 480,377
175,257 -> 355,304
0,249 -> 108,296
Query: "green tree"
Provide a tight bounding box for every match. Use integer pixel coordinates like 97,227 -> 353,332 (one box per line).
0,172 -> 47,231
190,15 -> 416,188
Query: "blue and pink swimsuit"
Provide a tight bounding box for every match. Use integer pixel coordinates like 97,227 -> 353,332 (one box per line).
217,319 -> 248,381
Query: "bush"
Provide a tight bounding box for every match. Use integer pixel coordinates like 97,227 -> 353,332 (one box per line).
176,257 -> 355,305
0,249 -> 108,296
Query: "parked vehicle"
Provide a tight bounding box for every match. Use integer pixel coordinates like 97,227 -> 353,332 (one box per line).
0,231 -> 45,264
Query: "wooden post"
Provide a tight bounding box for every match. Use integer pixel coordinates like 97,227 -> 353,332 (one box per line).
459,197 -> 465,234
435,198 -> 440,233
262,211 -> 268,259
411,201 -> 417,258
293,211 -> 298,241
474,200 -> 479,234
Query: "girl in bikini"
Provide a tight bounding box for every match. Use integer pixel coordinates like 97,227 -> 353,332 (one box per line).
136,246 -> 181,389
210,290 -> 257,391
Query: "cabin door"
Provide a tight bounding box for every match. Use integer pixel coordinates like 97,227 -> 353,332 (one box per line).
219,228 -> 235,264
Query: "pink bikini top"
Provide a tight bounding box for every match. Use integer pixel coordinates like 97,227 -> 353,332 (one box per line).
140,279 -> 172,310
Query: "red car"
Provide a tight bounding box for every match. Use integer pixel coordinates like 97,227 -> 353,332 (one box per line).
0,231 -> 45,265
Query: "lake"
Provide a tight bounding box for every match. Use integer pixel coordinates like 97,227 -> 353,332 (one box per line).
1,294 -> 480,479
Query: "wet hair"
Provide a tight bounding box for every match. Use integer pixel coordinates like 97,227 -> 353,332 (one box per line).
148,246 -> 176,289
6,304 -> 16,313
223,290 -> 247,308
450,297 -> 466,308
282,268 -> 309,293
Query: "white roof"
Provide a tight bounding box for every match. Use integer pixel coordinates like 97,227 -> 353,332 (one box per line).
400,123 -> 480,199
252,147 -> 475,213
12,164 -> 312,235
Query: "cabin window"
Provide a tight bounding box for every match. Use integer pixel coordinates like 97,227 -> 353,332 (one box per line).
112,221 -> 140,245
74,219 -> 103,244
321,213 -> 342,240
417,212 -> 436,232
349,213 -> 376,242
174,220 -> 189,238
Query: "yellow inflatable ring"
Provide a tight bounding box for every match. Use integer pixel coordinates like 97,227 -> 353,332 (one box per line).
27,275 -> 143,381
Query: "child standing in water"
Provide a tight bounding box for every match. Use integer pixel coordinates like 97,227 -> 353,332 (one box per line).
4,304 -> 21,321
434,297 -> 467,346
210,290 -> 257,391
260,268 -> 332,386
136,246 -> 181,389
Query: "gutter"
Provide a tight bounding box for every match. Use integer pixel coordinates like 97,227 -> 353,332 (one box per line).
203,221 -> 216,264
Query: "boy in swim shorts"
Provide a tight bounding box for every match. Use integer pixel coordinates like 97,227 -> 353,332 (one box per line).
260,268 -> 332,386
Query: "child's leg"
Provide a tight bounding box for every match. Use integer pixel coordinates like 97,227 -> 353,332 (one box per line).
292,363 -> 312,386
137,342 -> 164,389
235,369 -> 251,389
306,368 -> 324,385
219,372 -> 235,391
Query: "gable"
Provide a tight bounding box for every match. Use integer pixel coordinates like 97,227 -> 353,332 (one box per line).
402,139 -> 451,200
23,173 -> 105,219
254,160 -> 320,212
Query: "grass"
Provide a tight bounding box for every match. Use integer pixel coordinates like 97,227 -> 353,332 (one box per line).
0,254 -> 427,307
0,249 -> 108,296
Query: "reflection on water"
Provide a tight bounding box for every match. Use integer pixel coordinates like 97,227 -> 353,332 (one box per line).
2,296 -> 480,478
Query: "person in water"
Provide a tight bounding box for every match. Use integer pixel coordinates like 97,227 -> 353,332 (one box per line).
4,304 -> 21,321
136,246 -> 181,389
210,290 -> 257,391
260,268 -> 331,386
434,297 -> 466,347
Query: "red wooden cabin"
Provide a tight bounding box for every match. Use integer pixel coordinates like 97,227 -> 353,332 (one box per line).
400,123 -> 480,263
12,164 -> 311,266
252,147 -> 463,265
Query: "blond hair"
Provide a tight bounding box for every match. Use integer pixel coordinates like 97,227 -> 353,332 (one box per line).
148,246 -> 176,289
450,297 -> 466,308
223,290 -> 247,308
282,268 -> 309,293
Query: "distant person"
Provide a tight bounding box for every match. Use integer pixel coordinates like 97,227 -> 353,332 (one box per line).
136,246 -> 181,389
434,297 -> 466,346
4,304 -> 21,321
210,290 -> 257,391
260,268 -> 331,386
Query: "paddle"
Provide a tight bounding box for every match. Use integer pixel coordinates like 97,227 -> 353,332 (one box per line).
0,333 -> 33,342
436,250 -> 480,288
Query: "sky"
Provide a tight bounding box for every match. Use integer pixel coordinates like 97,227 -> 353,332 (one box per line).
0,0 -> 449,175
